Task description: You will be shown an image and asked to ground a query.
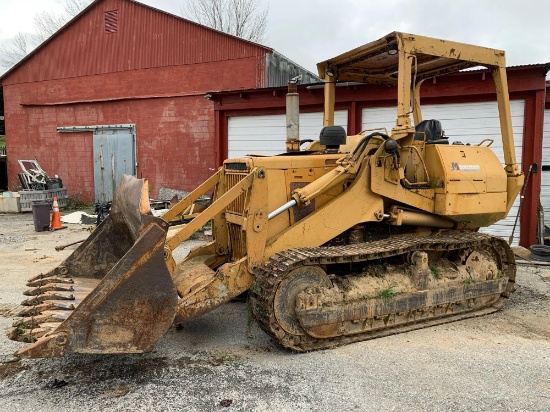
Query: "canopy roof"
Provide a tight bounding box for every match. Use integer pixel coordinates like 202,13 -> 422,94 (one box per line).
317,32 -> 506,86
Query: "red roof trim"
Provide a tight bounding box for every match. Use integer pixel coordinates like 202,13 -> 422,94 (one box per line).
208,63 -> 550,96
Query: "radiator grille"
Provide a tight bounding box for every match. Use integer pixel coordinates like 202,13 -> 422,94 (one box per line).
225,169 -> 249,260
228,223 -> 246,261
226,172 -> 247,214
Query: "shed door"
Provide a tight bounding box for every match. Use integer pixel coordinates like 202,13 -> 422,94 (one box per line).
93,128 -> 135,203
361,100 -> 525,245
228,111 -> 348,158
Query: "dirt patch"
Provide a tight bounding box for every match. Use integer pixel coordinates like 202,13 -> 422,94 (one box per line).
0,304 -> 22,317
57,355 -> 171,385
0,360 -> 27,381
509,284 -> 549,306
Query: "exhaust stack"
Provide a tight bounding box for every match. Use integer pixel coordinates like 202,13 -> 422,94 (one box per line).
286,77 -> 300,152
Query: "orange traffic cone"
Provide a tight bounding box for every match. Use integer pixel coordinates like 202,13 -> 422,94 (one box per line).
50,197 -> 64,230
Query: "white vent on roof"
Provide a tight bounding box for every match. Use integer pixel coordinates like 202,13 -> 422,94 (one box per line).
104,10 -> 118,33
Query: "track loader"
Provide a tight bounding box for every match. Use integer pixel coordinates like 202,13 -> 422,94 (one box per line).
10,32 -> 523,358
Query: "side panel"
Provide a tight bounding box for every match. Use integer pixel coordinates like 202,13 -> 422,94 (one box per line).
362,100 -> 525,244
93,129 -> 135,203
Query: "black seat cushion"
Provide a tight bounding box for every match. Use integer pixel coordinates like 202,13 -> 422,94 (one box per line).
414,119 -> 444,142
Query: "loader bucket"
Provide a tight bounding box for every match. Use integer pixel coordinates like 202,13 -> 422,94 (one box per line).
10,175 -> 178,358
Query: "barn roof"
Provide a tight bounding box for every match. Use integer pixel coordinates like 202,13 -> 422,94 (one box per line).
0,0 -> 318,86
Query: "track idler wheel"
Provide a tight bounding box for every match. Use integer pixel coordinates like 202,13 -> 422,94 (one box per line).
273,266 -> 332,337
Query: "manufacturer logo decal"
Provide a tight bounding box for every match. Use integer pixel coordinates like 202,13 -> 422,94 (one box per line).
451,162 -> 480,172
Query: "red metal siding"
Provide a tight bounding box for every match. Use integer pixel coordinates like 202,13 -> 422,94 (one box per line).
4,55 -> 262,200
4,91 -> 217,200
2,0 -> 269,85
2,0 -> 270,200
15,57 -> 261,105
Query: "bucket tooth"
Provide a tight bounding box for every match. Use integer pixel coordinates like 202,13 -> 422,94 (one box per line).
17,301 -> 76,317
7,328 -> 31,342
27,276 -> 74,288
24,284 -> 75,296
27,269 -> 69,285
17,279 -> 100,318
9,322 -> 63,343
22,292 -> 75,306
20,278 -> 99,306
28,323 -> 62,341
13,312 -> 69,329
11,175 -> 179,359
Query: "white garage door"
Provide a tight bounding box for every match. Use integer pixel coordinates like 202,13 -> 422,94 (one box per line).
542,109 -> 550,227
362,101 -> 525,244
228,111 -> 348,158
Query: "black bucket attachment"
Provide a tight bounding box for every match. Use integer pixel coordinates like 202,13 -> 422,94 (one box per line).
9,175 -> 178,358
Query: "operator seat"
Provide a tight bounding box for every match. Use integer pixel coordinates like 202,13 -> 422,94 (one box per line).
414,119 -> 449,145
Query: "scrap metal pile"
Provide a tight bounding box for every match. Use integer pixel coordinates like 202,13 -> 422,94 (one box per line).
18,159 -> 63,191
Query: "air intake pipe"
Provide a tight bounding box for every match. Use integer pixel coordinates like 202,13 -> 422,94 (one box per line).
286,76 -> 300,152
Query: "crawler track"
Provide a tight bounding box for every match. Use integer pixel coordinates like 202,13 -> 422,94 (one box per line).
249,231 -> 515,351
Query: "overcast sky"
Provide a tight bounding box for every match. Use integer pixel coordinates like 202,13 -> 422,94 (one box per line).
1,0 -> 549,75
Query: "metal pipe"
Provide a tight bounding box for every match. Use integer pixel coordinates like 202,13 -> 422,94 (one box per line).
399,210 -> 454,228
286,80 -> 300,152
268,199 -> 297,220
306,82 -> 363,91
509,163 -> 536,245
323,72 -> 335,127
55,239 -> 86,251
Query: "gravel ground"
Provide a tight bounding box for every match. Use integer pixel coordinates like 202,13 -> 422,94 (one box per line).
0,212 -> 549,411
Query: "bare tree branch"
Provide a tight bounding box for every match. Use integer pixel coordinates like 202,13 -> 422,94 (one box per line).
0,0 -> 92,70
182,0 -> 269,44
33,10 -> 68,43
65,0 -> 91,17
0,33 -> 31,69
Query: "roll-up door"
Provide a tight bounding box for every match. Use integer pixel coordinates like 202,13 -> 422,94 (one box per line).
228,111 -> 348,158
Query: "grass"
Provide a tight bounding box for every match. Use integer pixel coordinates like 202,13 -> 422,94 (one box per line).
338,277 -> 353,293
430,266 -> 440,280
464,275 -> 474,285
377,285 -> 396,301
64,192 -> 93,210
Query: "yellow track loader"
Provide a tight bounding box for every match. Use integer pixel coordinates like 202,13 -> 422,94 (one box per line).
10,32 -> 523,358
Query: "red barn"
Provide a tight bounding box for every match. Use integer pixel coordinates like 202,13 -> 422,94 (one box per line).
0,0 -> 317,202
